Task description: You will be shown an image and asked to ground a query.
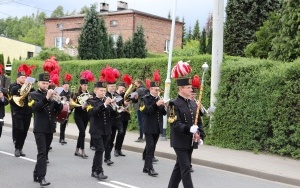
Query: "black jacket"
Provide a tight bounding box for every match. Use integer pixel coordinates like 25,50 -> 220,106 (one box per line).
169,95 -> 205,149
87,97 -> 117,136
29,89 -> 63,133
141,94 -> 167,134
0,89 -> 9,119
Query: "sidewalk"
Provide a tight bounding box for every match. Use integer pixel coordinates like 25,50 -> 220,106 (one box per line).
3,113 -> 300,187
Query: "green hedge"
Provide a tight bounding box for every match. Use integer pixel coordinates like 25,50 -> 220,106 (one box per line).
12,55 -> 212,132
208,56 -> 300,159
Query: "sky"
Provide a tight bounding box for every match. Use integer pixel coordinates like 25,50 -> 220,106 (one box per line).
0,0 -> 227,29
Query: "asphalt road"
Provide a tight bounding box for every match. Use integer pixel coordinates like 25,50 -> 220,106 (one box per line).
0,127 -> 297,188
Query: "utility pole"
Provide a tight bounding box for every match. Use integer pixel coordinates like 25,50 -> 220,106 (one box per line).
210,0 -> 224,127
161,0 -> 177,141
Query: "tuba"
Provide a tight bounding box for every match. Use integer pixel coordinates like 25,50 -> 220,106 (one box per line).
13,82 -> 32,107
123,83 -> 137,102
69,86 -> 81,109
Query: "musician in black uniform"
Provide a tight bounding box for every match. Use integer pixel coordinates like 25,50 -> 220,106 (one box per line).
114,82 -> 131,157
11,67 -> 34,157
168,77 -> 205,188
73,77 -> 91,158
87,80 -> 117,180
0,86 -> 9,138
30,73 -> 63,186
8,79 -> 17,143
104,79 -> 122,165
58,73 -> 72,145
140,75 -> 166,177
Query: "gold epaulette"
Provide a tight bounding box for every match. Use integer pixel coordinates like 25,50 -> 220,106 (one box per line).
86,104 -> 93,112
28,99 -> 35,107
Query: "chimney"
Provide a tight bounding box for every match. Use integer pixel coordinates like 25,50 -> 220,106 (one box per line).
117,1 -> 128,11
100,2 -> 109,12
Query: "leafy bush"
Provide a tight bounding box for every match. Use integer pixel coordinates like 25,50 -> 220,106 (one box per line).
33,47 -> 73,61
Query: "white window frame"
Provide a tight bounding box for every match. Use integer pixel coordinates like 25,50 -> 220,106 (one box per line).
164,40 -> 170,52
55,37 -> 64,50
110,20 -> 118,27
112,35 -> 119,48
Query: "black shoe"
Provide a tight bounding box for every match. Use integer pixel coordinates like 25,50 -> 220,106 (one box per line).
143,168 -> 149,173
90,146 -> 96,151
91,172 -> 99,178
59,139 -> 67,145
118,150 -> 126,156
114,150 -> 119,157
152,157 -> 159,163
39,178 -> 50,186
98,172 -> 108,180
33,175 -> 38,182
135,137 -> 144,142
19,150 -> 26,157
74,151 -> 82,157
148,168 -> 158,176
15,149 -> 20,157
104,159 -> 114,166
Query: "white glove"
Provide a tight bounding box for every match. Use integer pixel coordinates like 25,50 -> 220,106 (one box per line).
190,125 -> 198,134
199,139 -> 204,145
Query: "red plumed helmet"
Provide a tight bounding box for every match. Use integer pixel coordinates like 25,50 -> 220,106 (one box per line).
80,70 -> 95,82
64,73 -> 72,81
101,66 -> 117,84
145,79 -> 151,89
18,64 -> 35,77
153,70 -> 161,82
50,73 -> 59,86
112,68 -> 120,79
122,74 -> 133,86
0,64 -> 3,75
171,60 -> 191,79
43,57 -> 60,75
192,75 -> 201,89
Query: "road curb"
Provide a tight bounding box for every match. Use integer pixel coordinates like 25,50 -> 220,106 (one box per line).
4,123 -> 300,187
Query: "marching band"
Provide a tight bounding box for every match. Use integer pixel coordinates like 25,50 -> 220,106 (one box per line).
0,59 -> 207,188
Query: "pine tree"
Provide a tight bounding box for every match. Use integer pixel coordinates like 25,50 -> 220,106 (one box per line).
224,0 -> 281,56
186,27 -> 192,42
116,35 -> 125,58
108,36 -> 117,59
123,39 -> 134,58
77,5 -> 101,60
132,25 -> 147,58
206,29 -> 213,54
182,17 -> 186,46
192,20 -> 200,40
205,13 -> 213,37
269,1 -> 300,62
99,17 -> 109,59
6,56 -> 11,65
199,29 -> 207,54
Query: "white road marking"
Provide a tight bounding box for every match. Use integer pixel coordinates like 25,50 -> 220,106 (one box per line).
110,181 -> 140,188
98,182 -> 124,188
0,150 -> 36,162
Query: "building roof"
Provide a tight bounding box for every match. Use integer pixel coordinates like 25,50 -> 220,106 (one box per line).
45,9 -> 183,24
0,35 -> 41,47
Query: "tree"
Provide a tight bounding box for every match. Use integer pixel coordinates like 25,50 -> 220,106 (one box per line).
224,0 -> 281,56
269,1 -> 300,62
51,6 -> 64,18
245,13 -> 280,59
205,13 -> 213,36
108,36 -> 116,59
79,5 -> 90,14
78,5 -> 101,60
199,29 -> 207,54
123,38 -> 134,58
186,26 -> 192,42
167,11 -> 171,19
116,35 -> 125,58
6,56 -> 11,65
99,17 -> 109,59
182,17 -> 186,46
206,29 -> 213,54
132,25 -> 147,58
0,54 -> 4,67
192,20 -> 200,40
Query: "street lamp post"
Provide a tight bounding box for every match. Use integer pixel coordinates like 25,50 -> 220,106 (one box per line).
161,0 -> 177,141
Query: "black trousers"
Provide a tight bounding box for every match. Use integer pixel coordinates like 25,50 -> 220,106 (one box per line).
14,114 -> 31,150
168,148 -> 194,188
74,114 -> 89,149
105,120 -> 123,160
0,121 -> 3,137
92,135 -> 109,174
10,106 -> 16,141
59,120 -> 68,140
144,133 -> 159,170
33,132 -> 53,181
114,120 -> 128,151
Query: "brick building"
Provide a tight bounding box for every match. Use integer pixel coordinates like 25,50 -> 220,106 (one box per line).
44,1 -> 183,56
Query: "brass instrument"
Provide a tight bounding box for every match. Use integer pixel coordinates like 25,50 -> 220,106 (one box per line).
123,83 -> 137,101
168,101 -> 177,123
69,86 -> 81,109
77,90 -> 90,105
13,82 -> 32,107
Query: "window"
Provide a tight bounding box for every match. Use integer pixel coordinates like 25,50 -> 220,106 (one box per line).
164,40 -> 170,52
27,52 -> 33,59
110,20 -> 118,27
111,35 -> 119,48
55,37 -> 64,50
